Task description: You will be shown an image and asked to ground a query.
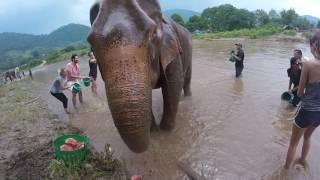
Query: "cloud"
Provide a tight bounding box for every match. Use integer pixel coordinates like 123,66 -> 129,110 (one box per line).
0,0 -> 95,34
1,0 -> 319,34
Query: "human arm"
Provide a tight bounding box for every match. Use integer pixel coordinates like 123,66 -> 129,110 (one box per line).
59,79 -> 70,90
288,79 -> 292,91
89,58 -> 97,64
297,62 -> 308,98
233,50 -> 244,61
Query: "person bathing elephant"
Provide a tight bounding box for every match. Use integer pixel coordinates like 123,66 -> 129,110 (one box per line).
87,0 -> 192,153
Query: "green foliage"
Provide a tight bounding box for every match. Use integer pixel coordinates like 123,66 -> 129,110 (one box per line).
269,9 -> 280,19
280,9 -> 299,26
171,14 -> 185,26
201,4 -> 255,32
283,30 -> 297,36
47,145 -> 126,180
62,45 -> 76,53
185,15 -> 207,32
0,24 -> 90,71
255,9 -> 270,26
163,9 -> 200,22
193,25 -> 283,39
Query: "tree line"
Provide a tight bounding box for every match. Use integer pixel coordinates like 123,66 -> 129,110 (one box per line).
170,4 -> 320,33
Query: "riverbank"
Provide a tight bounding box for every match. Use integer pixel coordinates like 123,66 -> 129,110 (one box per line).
193,26 -> 312,43
0,81 -> 127,179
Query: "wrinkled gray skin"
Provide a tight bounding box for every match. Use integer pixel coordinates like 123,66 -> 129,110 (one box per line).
87,0 -> 192,153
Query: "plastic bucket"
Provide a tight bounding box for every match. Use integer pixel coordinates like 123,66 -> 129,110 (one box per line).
281,92 -> 293,101
53,134 -> 89,166
72,83 -> 81,93
83,77 -> 91,87
229,56 -> 236,62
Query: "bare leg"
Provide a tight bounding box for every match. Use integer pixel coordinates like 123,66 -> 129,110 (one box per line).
298,127 -> 317,166
92,80 -> 97,94
284,124 -> 304,169
72,93 -> 77,108
79,90 -> 83,103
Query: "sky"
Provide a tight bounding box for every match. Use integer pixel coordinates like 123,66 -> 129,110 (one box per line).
0,0 -> 320,35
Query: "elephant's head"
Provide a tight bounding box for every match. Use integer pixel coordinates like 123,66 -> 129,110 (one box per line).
87,0 -> 164,153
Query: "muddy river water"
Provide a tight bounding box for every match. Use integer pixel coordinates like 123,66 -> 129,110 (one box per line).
32,39 -> 320,179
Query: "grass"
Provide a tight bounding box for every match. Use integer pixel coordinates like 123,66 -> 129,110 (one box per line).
193,25 -> 283,39
0,83 -> 40,132
48,144 -> 126,180
46,47 -> 90,65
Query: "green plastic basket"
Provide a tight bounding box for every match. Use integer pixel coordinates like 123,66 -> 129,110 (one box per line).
72,83 -> 81,93
229,56 -> 236,62
83,77 -> 91,87
53,134 -> 89,166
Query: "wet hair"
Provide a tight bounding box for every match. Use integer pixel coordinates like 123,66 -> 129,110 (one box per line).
310,31 -> 320,58
294,49 -> 302,56
290,57 -> 298,66
58,68 -> 65,76
71,54 -> 78,61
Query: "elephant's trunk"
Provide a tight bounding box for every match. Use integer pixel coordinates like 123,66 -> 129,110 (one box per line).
99,45 -> 152,153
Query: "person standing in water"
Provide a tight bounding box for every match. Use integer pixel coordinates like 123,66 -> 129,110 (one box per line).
88,51 -> 98,94
50,68 -> 70,114
231,43 -> 245,77
287,57 -> 301,107
285,32 -> 320,169
66,54 -> 83,108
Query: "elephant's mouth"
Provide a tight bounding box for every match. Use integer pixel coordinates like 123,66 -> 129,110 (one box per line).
94,44 -> 152,153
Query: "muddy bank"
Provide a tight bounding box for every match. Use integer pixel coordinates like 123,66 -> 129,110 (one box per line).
0,81 -> 126,180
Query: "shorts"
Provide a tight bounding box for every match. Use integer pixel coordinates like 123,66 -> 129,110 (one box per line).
90,75 -> 97,81
294,107 -> 320,128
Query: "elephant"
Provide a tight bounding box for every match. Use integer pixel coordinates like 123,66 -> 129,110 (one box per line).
87,0 -> 192,153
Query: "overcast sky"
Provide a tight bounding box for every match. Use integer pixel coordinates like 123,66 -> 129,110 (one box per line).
0,0 -> 319,35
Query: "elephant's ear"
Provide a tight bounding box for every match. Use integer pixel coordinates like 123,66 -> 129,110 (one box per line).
90,2 -> 100,25
160,24 -> 182,77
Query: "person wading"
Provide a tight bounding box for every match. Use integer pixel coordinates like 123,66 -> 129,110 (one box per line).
66,54 -> 83,108
287,57 -> 301,107
88,51 -> 98,94
231,43 -> 245,77
285,32 -> 320,169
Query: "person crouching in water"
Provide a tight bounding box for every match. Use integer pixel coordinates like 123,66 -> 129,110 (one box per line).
287,57 -> 301,107
88,51 -> 98,94
285,32 -> 320,169
50,68 -> 70,114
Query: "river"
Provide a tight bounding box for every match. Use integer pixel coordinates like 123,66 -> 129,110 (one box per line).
32,39 -> 320,179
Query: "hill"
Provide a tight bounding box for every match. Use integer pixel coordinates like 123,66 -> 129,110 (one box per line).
302,15 -> 320,25
163,9 -> 201,22
0,24 -> 90,71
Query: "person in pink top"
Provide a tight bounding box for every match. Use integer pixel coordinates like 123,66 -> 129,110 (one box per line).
66,54 -> 83,107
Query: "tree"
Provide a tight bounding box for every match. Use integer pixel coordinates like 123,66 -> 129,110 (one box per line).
202,4 -> 255,31
185,15 -> 207,32
255,9 -> 270,26
280,9 -> 299,26
295,17 -> 312,30
269,9 -> 280,19
317,20 -> 320,28
31,50 -> 40,58
171,14 -> 185,26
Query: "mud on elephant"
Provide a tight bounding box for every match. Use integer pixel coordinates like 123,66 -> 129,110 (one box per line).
87,0 -> 192,153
